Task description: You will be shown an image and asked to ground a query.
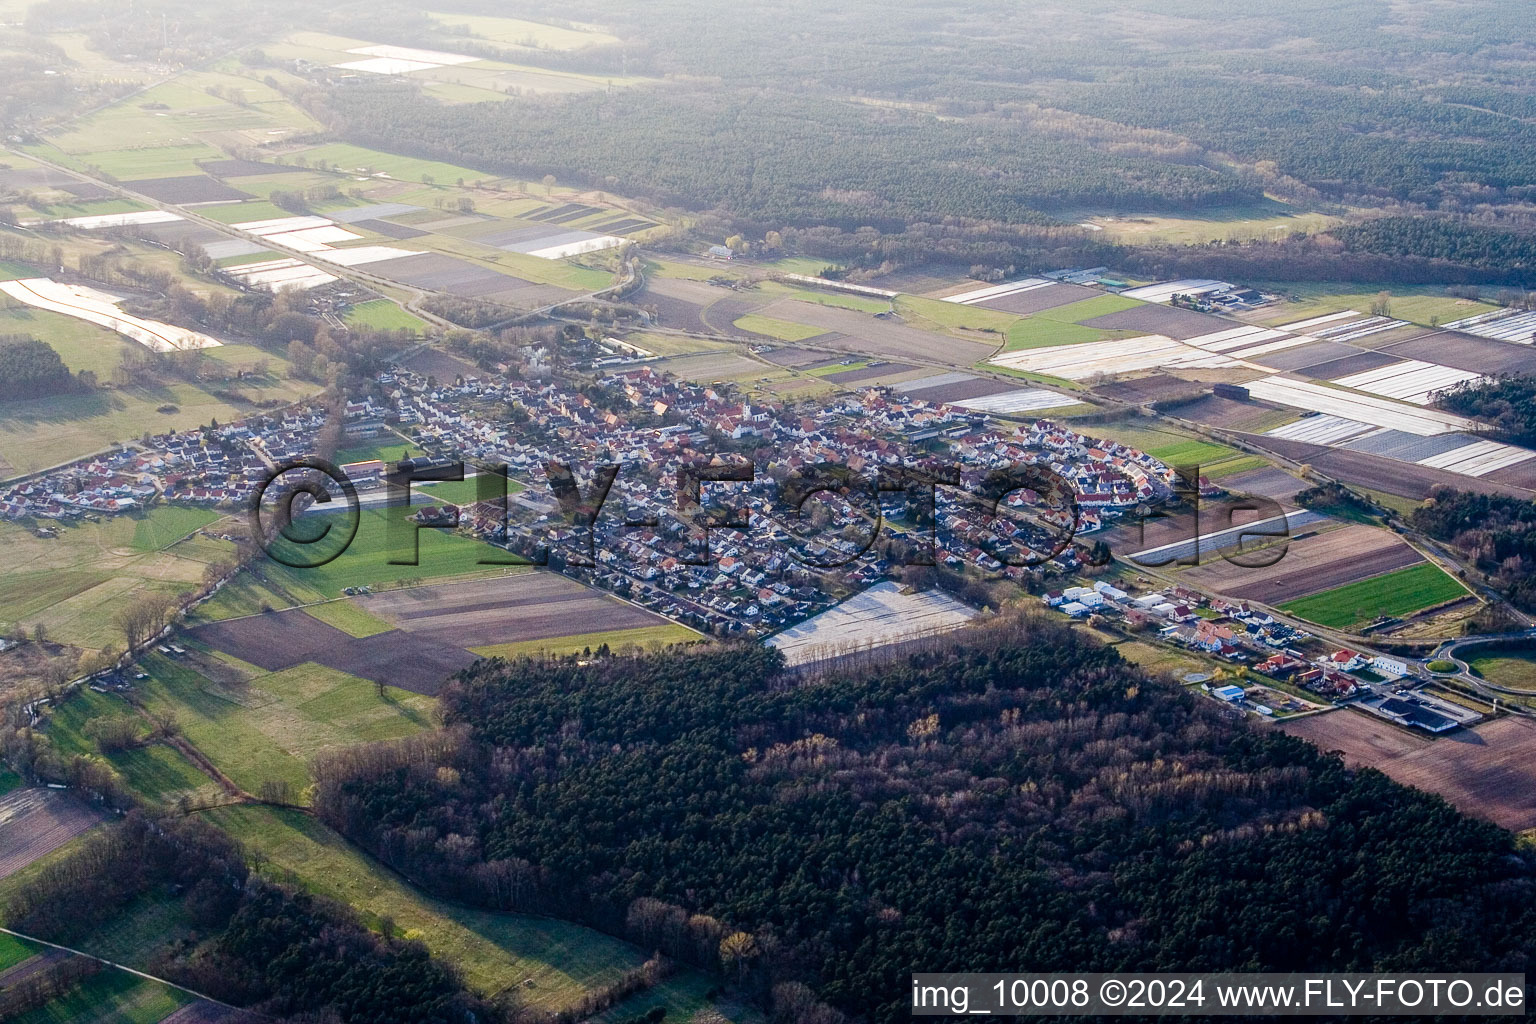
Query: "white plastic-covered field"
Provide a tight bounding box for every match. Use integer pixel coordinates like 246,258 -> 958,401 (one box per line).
1120,279 -> 1231,303
1415,440 -> 1536,477
948,388 -> 1075,414
1443,308 -> 1536,344
524,234 -> 626,260
46,209 -> 184,229
989,334 -> 1242,379
767,581 -> 978,665
222,257 -> 337,291
1244,376 -> 1475,435
1265,415 -> 1376,446
942,278 -> 1052,305
1331,360 -> 1481,405
334,43 -> 480,76
0,278 -> 221,351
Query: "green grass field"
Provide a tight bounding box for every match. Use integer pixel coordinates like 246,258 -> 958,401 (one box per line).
289,142 -> 500,187
1468,650 -> 1536,691
0,375 -> 315,478
0,306 -> 132,378
263,505 -> 527,599
197,199 -> 291,224
0,931 -> 37,971
1256,283 -> 1502,329
0,508 -> 228,648
996,294 -> 1147,352
732,313 -> 826,341
469,623 -> 701,659
302,599 -> 397,637
1280,562 -> 1468,629
133,653 -> 433,798
343,299 -> 426,332
130,506 -> 219,552
1145,439 -> 1240,467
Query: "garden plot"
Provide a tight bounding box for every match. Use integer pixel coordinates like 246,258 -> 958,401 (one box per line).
989,334 -> 1242,379
1443,308 -> 1536,344
1331,360 -> 1481,405
0,278 -> 221,351
1243,377 -> 1476,435
0,788 -> 104,879
767,581 -> 977,666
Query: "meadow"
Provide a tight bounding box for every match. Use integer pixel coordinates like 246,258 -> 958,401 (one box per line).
0,506 -> 231,650
343,299 -> 426,332
131,651 -> 434,798
468,623 -> 701,659
1280,562 -> 1468,629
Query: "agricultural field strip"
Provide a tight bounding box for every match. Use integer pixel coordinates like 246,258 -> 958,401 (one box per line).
1414,441 -> 1536,477
1120,279 -> 1228,303
0,788 -> 105,880
1265,415 -> 1376,446
767,581 -> 977,666
1277,310 -> 1364,332
941,278 -> 1052,305
0,278 -> 221,352
1331,360 -> 1482,405
990,333 -> 1247,379
1244,377 -> 1477,435
32,209 -> 182,229
1444,308 -> 1536,344
949,388 -> 1078,414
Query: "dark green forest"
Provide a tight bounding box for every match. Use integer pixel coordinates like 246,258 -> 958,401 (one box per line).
1410,484 -> 1536,612
1437,374 -> 1536,446
0,337 -> 84,400
313,619 -> 1536,1024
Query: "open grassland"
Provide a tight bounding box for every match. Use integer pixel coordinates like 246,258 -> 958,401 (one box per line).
133,653 -> 433,798
426,11 -> 621,50
469,623 -> 702,659
732,313 -> 826,341
1257,283 -> 1502,328
0,507 -> 227,648
256,505 -> 526,601
1076,198 -> 1342,244
999,294 -> 1148,352
343,299 -> 426,332
302,599 -> 397,638
0,306 -> 132,378
287,142 -> 500,186
1279,562 -> 1467,630
0,375 -> 315,478
1468,650 -> 1536,691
